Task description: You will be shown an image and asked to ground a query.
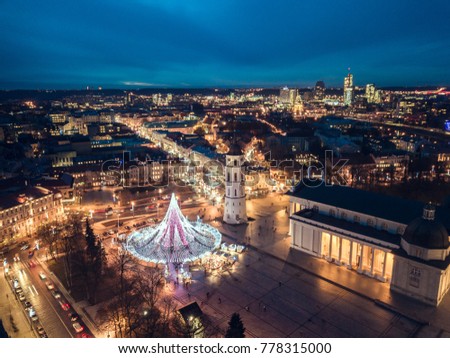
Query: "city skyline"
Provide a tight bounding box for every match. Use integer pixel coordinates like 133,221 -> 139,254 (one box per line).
1,0 -> 450,89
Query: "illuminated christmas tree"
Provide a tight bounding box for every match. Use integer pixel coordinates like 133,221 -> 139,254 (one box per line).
126,193 -> 221,264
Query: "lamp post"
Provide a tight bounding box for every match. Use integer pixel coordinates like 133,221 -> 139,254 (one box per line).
131,201 -> 135,217
117,213 -> 120,241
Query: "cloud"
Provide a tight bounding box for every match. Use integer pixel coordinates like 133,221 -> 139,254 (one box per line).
122,81 -> 164,87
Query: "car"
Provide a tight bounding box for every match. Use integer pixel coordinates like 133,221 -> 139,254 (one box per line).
18,293 -> 26,301
51,290 -> 61,299
40,333 -> 48,338
28,250 -> 34,258
29,260 -> 36,268
72,322 -> 84,333
80,333 -> 91,338
20,244 -> 30,251
36,325 -> 45,336
69,313 -> 80,322
39,272 -> 47,280
59,300 -> 70,311
15,287 -> 23,294
24,301 -> 32,309
18,241 -> 27,247
125,225 -> 131,230
107,230 -> 114,235
45,281 -> 54,290
31,314 -> 39,322
102,232 -> 109,237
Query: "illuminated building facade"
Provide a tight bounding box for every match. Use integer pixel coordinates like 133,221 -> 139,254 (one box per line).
288,185 -> 450,306
343,72 -> 354,106
314,81 -> 325,101
223,143 -> 247,224
0,186 -> 64,245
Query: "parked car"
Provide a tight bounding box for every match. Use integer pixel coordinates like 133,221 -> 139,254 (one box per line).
37,325 -> 46,337
46,281 -> 54,290
59,300 -> 70,311
69,313 -> 79,322
51,290 -> 61,299
18,293 -> 26,301
20,244 -> 30,251
72,322 -> 84,333
39,272 -> 47,280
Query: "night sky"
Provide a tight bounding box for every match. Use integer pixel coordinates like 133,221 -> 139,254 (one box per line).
1,0 -> 450,89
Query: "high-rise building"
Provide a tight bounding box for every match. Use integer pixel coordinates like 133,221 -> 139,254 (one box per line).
343,72 -> 354,106
314,81 -> 325,100
279,87 -> 290,104
366,84 -> 381,104
280,87 -> 298,106
289,88 -> 298,106
365,84 -> 376,103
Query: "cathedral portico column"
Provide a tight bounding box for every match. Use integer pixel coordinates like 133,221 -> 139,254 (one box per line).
328,235 -> 333,261
370,248 -> 375,276
338,237 -> 343,265
381,251 -> 388,282
357,245 -> 363,273
347,240 -> 353,269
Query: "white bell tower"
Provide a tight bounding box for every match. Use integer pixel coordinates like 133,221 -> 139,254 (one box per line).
223,143 -> 247,224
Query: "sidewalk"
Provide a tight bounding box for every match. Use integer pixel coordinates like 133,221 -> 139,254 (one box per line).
0,271 -> 35,338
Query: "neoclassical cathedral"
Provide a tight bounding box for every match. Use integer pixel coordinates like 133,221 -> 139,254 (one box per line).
288,184 -> 450,306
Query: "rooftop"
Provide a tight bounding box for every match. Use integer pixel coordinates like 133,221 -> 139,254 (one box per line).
289,184 -> 450,230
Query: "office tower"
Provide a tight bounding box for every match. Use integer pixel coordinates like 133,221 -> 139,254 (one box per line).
314,81 -> 325,100
280,87 -> 290,104
343,72 -> 354,106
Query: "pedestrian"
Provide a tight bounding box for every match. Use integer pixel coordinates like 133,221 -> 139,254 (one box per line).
263,305 -> 266,312
206,291 -> 210,299
245,306 -> 249,311
218,297 -> 221,304
278,281 -> 282,287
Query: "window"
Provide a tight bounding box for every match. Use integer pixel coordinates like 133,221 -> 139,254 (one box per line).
312,205 -> 319,212
367,218 -> 374,227
353,215 -> 360,223
341,212 -> 347,220
329,209 -> 336,217
234,173 -> 237,182
409,266 -> 421,288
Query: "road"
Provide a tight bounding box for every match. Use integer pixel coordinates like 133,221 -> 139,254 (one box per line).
2,245 -> 94,338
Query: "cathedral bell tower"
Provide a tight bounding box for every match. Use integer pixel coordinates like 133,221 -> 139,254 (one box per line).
223,143 -> 247,224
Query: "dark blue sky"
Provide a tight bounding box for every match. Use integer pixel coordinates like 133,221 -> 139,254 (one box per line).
1,0 -> 450,89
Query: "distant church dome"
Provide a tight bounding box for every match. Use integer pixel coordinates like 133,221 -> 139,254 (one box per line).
403,204 -> 449,250
227,142 -> 242,156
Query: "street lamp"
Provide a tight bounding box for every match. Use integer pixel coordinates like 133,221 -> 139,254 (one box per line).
117,213 -> 121,240
131,201 -> 135,217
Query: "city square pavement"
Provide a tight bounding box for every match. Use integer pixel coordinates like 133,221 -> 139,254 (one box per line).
88,192 -> 450,337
